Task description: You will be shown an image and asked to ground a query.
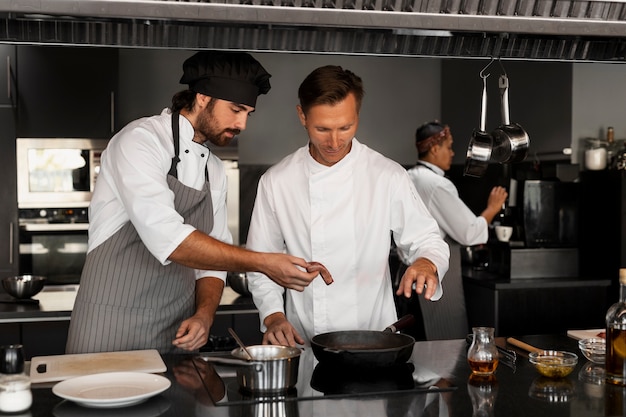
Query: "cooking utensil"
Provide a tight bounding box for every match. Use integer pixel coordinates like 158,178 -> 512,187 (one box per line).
464,73 -> 493,177
506,337 -> 542,353
226,271 -> 251,296
310,315 -> 416,368
228,328 -> 254,360
0,344 -> 25,374
491,74 -> 529,164
202,345 -> 301,393
2,275 -> 46,299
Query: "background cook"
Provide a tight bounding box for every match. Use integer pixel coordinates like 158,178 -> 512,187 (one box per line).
66,51 -> 325,355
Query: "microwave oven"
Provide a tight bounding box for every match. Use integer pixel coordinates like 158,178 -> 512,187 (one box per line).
16,138 -> 109,209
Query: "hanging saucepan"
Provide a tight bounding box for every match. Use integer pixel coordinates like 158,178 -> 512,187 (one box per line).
310,315 -> 416,369
464,73 -> 493,178
491,74 -> 529,164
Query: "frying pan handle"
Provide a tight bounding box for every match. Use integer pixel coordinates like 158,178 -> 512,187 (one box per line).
499,74 -> 510,125
384,314 -> 415,333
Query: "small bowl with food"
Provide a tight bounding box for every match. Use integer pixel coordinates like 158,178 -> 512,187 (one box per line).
528,350 -> 578,379
578,338 -> 606,364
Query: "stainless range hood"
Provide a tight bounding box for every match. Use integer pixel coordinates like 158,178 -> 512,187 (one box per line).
1,0 -> 626,61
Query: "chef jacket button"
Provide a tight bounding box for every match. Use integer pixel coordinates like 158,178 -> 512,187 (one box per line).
201,153 -> 205,157
185,149 -> 189,153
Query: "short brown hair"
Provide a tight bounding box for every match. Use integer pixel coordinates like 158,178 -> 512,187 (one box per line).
297,65 -> 364,115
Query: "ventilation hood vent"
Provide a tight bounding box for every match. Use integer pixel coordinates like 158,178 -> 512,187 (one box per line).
1,0 -> 626,61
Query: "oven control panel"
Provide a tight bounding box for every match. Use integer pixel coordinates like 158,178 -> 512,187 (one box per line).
19,208 -> 89,224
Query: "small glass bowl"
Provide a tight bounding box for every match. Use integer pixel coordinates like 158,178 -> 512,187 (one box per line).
578,338 -> 606,364
528,350 -> 578,379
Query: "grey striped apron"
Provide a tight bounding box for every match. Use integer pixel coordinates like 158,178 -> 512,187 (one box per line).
66,112 -> 214,354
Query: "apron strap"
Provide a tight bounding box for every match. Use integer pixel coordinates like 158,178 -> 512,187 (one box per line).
168,112 -> 181,178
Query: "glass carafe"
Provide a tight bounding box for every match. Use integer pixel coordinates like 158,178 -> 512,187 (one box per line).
468,327 -> 499,375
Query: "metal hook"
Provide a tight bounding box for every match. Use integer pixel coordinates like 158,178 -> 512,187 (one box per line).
480,57 -> 496,79
497,57 -> 507,77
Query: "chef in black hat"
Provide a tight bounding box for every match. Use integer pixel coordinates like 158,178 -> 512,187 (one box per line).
67,51 -> 329,355
400,121 -> 507,340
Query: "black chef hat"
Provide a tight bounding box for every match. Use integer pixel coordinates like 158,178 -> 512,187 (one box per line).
180,51 -> 271,108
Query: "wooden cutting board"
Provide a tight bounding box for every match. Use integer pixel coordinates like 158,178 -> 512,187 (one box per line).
567,329 -> 605,340
29,349 -> 167,383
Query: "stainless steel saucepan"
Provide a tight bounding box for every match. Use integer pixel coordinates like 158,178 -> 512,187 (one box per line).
491,74 -> 529,163
464,73 -> 493,177
202,345 -> 301,393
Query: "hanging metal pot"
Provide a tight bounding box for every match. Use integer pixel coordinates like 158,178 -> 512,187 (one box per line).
464,73 -> 493,178
491,74 -> 529,163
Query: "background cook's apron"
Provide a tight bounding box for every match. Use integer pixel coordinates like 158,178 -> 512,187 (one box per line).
66,112 -> 214,354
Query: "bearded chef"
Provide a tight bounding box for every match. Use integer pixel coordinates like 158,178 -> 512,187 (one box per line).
246,65 -> 449,347
66,51 -> 326,355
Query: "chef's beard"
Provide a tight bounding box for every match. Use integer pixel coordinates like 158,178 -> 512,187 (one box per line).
195,99 -> 241,147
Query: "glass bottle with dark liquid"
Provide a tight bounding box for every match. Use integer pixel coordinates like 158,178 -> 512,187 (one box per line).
606,269 -> 626,386
468,327 -> 499,375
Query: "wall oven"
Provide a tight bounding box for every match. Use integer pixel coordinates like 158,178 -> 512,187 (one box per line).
16,138 -> 108,285
18,208 -> 88,285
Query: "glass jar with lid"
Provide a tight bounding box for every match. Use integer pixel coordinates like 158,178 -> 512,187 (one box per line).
584,138 -> 608,170
0,374 -> 32,413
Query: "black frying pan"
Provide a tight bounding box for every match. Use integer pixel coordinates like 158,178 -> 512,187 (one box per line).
310,315 -> 416,368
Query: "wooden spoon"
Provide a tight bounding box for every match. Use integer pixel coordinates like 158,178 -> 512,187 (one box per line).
506,337 -> 542,353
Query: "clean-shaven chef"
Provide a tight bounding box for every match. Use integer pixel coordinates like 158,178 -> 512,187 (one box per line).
246,65 -> 449,346
66,51 -> 330,354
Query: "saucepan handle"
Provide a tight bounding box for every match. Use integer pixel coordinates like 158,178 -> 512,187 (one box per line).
499,74 -> 510,125
200,356 -> 264,372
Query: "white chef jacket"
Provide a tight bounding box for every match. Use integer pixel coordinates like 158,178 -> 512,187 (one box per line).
246,138 -> 449,342
407,161 -> 488,246
87,108 -> 232,281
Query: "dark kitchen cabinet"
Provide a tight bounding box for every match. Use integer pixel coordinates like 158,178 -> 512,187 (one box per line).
0,44 -> 16,107
464,276 -> 610,336
16,46 -> 118,138
0,321 -> 69,360
0,108 -> 18,277
0,323 -> 20,346
21,321 -> 70,359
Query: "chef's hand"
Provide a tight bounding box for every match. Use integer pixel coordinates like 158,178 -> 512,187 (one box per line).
262,312 -> 304,347
481,186 -> 508,223
172,314 -> 211,351
261,254 -> 325,291
396,258 -> 439,300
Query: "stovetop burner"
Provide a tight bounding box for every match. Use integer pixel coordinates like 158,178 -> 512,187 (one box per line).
201,348 -> 456,407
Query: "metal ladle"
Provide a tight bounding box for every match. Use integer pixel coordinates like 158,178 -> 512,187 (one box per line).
228,328 -> 255,361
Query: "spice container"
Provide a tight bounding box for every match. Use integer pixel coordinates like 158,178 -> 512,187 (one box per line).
0,374 -> 32,413
584,138 -> 607,170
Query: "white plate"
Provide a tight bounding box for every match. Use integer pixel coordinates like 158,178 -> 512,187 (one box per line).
52,372 -> 171,408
